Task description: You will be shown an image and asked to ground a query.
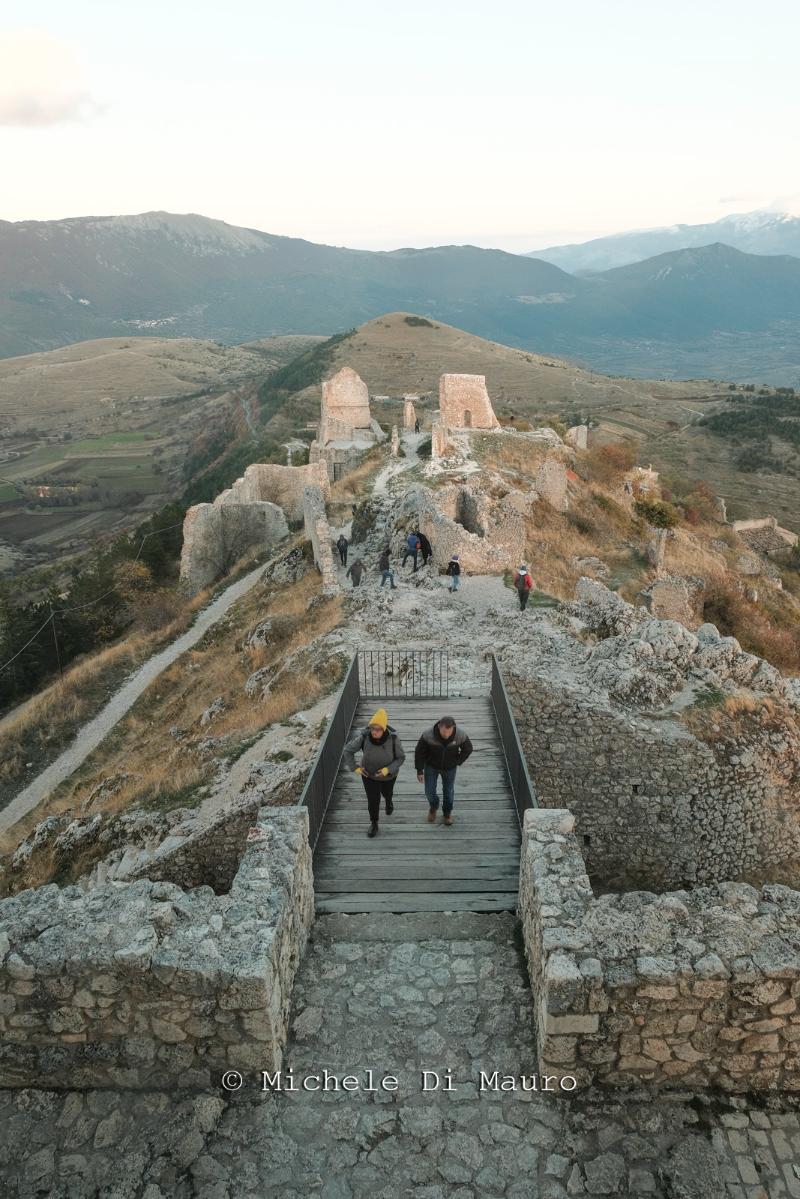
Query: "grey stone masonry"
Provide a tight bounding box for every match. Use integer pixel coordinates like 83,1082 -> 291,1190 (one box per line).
0,807 -> 313,1090
520,807 -> 800,1092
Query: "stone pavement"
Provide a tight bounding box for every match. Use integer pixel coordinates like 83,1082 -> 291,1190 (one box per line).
2,913 -> 800,1197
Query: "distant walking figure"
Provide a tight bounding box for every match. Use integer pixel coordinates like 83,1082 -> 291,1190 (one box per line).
337,534 -> 349,566
417,530 -> 432,566
513,564 -> 533,610
346,558 -> 365,588
415,716 -> 473,826
344,707 -> 406,838
414,419 -> 420,434
445,554 -> 461,592
378,549 -> 397,589
402,531 -> 421,572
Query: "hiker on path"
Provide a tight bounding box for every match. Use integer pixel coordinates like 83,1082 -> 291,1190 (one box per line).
344,708 -> 406,838
415,716 -> 473,826
414,418 -> 420,434
378,549 -> 397,589
402,531 -> 421,572
336,534 -> 349,566
445,554 -> 461,592
417,530 -> 432,567
513,563 -> 533,611
346,558 -> 365,588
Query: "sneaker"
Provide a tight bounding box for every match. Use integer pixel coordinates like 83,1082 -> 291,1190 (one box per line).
426,808 -> 437,823
443,813 -> 454,826
367,822 -> 378,838
385,798 -> 394,815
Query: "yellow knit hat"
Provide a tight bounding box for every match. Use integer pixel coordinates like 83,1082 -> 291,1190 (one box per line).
368,707 -> 388,731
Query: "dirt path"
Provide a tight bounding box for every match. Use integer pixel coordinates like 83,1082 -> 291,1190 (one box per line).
0,559 -> 271,833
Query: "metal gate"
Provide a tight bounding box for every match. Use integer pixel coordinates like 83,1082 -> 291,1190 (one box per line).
358,649 -> 449,698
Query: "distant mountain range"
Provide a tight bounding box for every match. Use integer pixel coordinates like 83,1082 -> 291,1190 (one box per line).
2,211 -> 800,383
527,210 -> 800,273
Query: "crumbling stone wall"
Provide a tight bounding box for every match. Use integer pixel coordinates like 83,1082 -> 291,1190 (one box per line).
397,481 -> 533,573
303,485 -> 339,594
179,502 -> 288,594
0,807 -> 313,1090
217,461 -> 330,523
502,579 -> 800,891
438,374 -> 500,430
535,457 -> 569,512
520,808 -> 800,1092
565,425 -> 588,450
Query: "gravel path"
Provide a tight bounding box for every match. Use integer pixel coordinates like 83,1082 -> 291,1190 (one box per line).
0,560 -> 270,833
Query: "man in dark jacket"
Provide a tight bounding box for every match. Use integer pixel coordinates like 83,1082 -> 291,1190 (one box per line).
417,530 -> 432,566
346,558 -> 364,588
336,534 -> 349,566
344,708 -> 406,837
414,716 -> 473,826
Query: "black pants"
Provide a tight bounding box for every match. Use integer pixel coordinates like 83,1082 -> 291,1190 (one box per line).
402,549 -> 418,571
362,777 -> 395,822
519,589 -> 530,610
339,548 -> 347,565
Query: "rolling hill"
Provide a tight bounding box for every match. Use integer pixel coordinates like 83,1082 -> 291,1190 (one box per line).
3,211 -> 800,382
529,210 -> 800,272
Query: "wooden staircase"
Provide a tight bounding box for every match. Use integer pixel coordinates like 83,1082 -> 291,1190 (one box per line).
313,696 -> 521,913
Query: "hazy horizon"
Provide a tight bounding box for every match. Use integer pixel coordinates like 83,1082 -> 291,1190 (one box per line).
2,0 -> 799,252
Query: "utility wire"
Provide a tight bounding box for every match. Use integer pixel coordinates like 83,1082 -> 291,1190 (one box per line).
0,520 -> 185,677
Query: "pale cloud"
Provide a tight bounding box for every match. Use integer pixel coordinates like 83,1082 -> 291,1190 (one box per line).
0,30 -> 102,126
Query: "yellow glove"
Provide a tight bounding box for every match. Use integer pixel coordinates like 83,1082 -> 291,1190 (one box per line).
354,766 -> 366,776
378,767 -> 390,777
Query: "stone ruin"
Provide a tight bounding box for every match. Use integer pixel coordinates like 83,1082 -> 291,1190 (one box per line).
216,460 -> 329,523
390,426 -> 400,457
732,516 -> 798,556
641,573 -> 705,625
0,807 -> 313,1090
303,485 -> 339,595
402,395 -> 418,429
179,461 -> 330,594
310,366 -> 386,481
179,501 -> 288,594
438,373 -> 500,431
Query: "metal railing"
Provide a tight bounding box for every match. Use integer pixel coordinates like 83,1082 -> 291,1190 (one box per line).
359,649 -> 449,698
299,653 -> 361,852
490,655 -> 537,830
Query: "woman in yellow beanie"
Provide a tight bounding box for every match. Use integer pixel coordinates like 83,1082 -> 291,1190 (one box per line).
343,707 -> 406,838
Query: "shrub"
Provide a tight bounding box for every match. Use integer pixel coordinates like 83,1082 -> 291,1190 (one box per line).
404,315 -> 434,328
586,443 -> 637,485
634,498 -> 679,528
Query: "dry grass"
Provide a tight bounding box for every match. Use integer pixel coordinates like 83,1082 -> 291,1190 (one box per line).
31,576 -> 345,831
330,448 -> 384,500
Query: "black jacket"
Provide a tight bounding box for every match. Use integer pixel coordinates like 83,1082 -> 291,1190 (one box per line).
414,723 -> 473,772
418,532 -> 432,556
445,560 -> 461,576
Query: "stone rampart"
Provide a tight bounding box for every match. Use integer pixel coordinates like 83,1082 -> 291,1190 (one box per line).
0,807 -> 313,1090
179,502 -> 288,594
520,808 -> 800,1092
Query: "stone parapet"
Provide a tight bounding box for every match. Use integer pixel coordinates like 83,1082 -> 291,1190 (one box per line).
0,807 -> 313,1090
520,808 -> 800,1091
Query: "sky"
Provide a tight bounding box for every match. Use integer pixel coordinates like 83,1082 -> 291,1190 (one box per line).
2,0 -> 800,252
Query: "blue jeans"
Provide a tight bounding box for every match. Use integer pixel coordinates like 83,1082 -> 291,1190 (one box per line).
380,569 -> 396,588
449,573 -> 461,591
424,765 -> 456,814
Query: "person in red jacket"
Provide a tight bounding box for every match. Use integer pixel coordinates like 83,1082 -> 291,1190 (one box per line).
513,564 -> 533,611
